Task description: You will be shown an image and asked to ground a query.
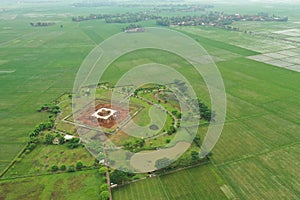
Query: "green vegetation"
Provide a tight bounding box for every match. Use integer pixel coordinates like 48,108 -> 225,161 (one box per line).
0,170 -> 101,200
113,164 -> 228,200
3,143 -> 95,178
1,1 -> 300,200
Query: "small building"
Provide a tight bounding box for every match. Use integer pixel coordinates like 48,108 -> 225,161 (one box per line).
64,134 -> 74,141
99,159 -> 106,165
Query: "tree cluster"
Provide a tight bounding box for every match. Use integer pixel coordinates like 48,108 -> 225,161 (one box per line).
198,100 -> 214,121
167,126 -> 176,135
30,22 -> 55,27
38,103 -> 60,114
124,139 -> 145,152
72,12 -> 159,23
171,110 -> 182,119
26,119 -> 55,153
123,24 -> 145,33
110,170 -> 134,185
67,138 -> 81,149
50,161 -> 84,173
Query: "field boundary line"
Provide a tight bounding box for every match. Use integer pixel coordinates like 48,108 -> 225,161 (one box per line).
0,144 -> 28,179
210,160 -> 238,200
215,141 -> 300,168
0,32 -> 36,47
0,168 -> 98,181
105,166 -> 113,200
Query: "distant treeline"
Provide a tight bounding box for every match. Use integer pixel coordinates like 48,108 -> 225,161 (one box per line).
30,22 -> 55,27
72,11 -> 288,28
72,12 -> 158,23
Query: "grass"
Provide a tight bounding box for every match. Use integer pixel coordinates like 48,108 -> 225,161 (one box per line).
110,18 -> 300,200
3,143 -> 95,178
113,175 -> 168,200
1,2 -> 300,200
113,164 -> 228,200
174,25 -> 296,53
219,150 -> 299,199
0,170 -> 101,200
0,5 -> 123,173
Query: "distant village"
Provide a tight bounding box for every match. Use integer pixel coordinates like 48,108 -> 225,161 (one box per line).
156,12 -> 288,27
72,10 -> 288,32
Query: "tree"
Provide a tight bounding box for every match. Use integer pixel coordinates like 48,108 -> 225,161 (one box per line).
193,135 -> 201,146
176,112 -> 182,119
167,126 -> 176,135
99,190 -> 110,200
134,139 -> 145,148
191,151 -> 200,161
67,138 -> 80,149
110,170 -> 128,184
76,161 -> 83,170
45,133 -> 55,145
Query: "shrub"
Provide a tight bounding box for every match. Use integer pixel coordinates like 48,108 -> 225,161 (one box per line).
67,164 -> 75,172
25,149 -> 31,154
60,165 -> 66,171
98,167 -> 107,175
51,165 -> 59,172
99,190 -> 110,200
67,138 -> 80,149
100,183 -> 108,191
76,161 -> 83,170
27,143 -> 36,151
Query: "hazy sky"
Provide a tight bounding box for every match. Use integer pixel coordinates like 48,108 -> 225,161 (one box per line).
1,0 -> 300,4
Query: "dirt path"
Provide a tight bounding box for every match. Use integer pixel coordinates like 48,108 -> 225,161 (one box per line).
105,166 -> 113,200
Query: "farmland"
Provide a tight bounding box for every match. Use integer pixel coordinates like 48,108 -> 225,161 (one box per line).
0,1 -> 300,200
113,164 -> 228,200
113,41 -> 300,199
0,170 -> 101,200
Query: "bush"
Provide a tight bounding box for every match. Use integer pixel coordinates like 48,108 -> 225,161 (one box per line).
98,167 -> 107,175
67,164 -> 75,172
100,183 -> 108,191
25,149 -> 31,154
45,133 -> 55,145
99,190 -> 110,200
51,165 -> 59,172
27,143 -> 36,151
76,161 -> 83,170
60,165 -> 66,171
67,138 -> 80,149
110,170 -> 129,185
